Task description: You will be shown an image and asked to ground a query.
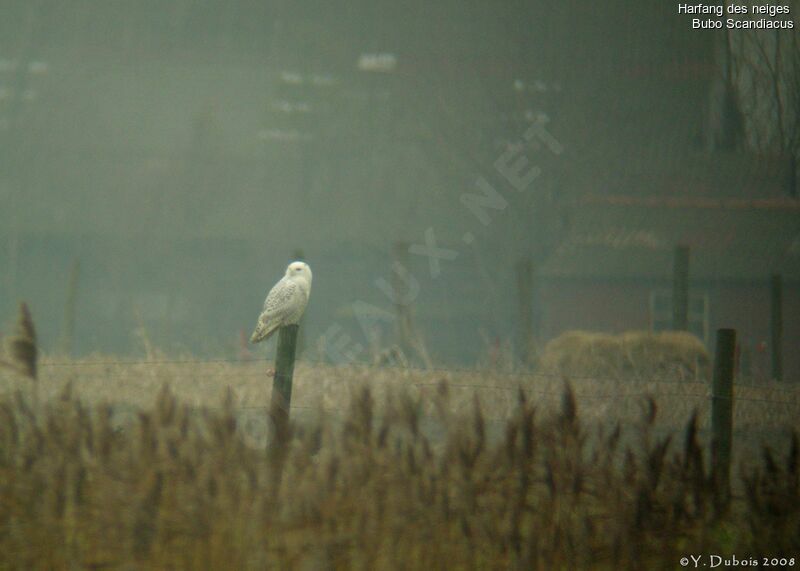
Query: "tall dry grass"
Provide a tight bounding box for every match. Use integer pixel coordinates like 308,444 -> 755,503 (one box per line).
8,354 -> 797,454
0,352 -> 798,569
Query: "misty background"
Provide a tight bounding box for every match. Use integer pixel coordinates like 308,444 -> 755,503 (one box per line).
1,1 -> 798,372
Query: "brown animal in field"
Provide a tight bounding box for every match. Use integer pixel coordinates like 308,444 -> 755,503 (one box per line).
539,330 -> 710,381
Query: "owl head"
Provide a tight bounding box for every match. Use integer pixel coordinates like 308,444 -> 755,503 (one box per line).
286,261 -> 312,286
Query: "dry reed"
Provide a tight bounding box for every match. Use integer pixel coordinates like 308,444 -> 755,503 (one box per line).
0,355 -> 798,569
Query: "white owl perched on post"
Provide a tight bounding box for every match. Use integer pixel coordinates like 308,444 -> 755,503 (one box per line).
250,261 -> 312,344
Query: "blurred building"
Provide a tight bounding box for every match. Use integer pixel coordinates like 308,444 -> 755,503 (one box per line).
0,0 -> 796,376
539,195 -> 800,380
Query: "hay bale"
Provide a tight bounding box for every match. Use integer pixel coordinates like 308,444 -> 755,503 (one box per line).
539,331 -> 624,380
540,330 -> 710,381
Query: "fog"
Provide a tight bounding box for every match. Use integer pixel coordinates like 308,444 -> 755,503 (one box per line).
1,0 -> 798,372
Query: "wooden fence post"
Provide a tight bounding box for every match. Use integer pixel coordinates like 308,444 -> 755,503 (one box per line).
392,241 -> 414,354
672,245 -> 690,331
770,274 -> 783,382
268,324 -> 299,492
516,258 -> 535,366
711,328 -> 736,511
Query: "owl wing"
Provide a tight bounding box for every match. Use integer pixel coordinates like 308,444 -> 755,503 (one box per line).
250,278 -> 301,344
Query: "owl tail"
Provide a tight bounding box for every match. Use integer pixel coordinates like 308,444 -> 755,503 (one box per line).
249,318 -> 279,344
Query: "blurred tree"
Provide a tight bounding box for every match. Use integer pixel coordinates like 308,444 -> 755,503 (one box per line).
726,5 -> 800,196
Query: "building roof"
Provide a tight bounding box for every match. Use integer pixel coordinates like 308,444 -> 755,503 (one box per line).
540,196 -> 800,282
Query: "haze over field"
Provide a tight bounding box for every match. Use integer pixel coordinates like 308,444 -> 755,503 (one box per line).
1,1 -> 796,370
1,3 -> 799,569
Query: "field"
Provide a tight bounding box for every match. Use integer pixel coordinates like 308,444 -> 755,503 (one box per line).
0,348 -> 799,570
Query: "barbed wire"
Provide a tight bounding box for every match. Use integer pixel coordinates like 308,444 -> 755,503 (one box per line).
38,356 -> 270,367
1,382 -> 794,407
31,356 -> 800,392
0,355 -> 794,408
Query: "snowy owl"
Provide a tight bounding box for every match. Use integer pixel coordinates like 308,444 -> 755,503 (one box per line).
250,261 -> 312,344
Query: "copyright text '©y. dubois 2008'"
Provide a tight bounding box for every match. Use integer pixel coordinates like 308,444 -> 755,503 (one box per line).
680,554 -> 796,568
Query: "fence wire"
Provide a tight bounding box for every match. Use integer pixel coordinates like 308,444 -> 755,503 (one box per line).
6,355 -> 794,408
